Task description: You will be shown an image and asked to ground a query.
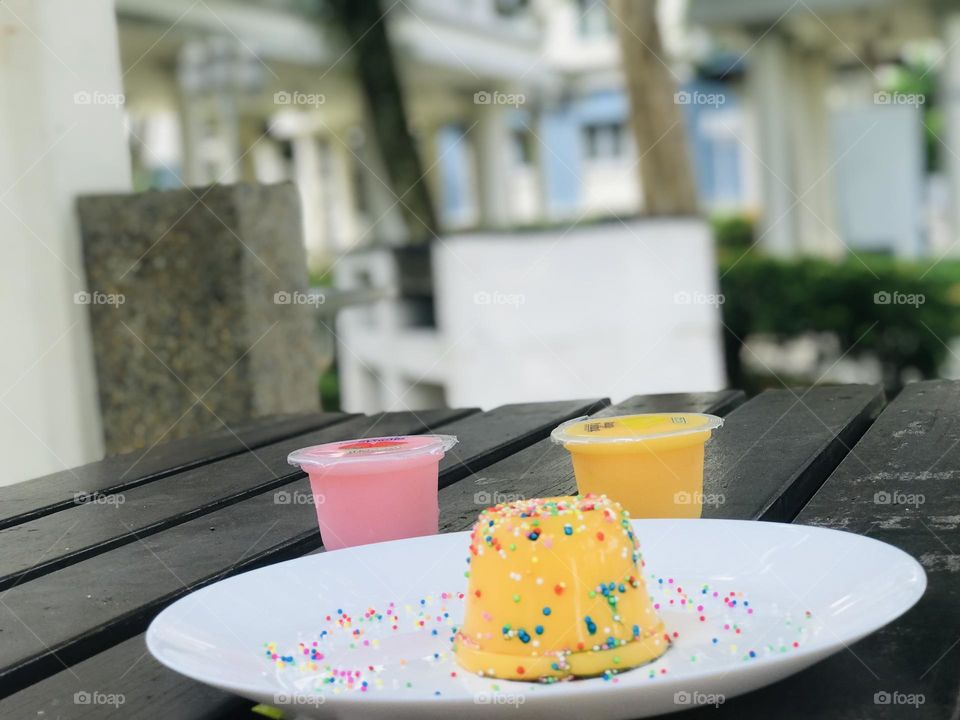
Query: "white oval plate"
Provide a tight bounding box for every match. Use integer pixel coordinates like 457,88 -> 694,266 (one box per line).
147,519 -> 925,720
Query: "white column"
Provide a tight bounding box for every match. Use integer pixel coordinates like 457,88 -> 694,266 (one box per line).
325,133 -> 358,252
791,49 -> 843,258
250,133 -> 288,183
474,100 -> 513,228
0,0 -> 131,485
292,133 -> 327,265
747,33 -> 798,257
941,13 -> 960,257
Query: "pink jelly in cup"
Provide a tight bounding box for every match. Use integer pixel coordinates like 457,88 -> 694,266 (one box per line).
287,435 -> 458,550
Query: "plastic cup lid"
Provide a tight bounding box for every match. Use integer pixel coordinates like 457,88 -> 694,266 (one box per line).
551,413 -> 723,445
288,434 -> 457,469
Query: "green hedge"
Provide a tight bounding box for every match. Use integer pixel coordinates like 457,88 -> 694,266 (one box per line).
718,251 -> 960,390
318,365 -> 341,412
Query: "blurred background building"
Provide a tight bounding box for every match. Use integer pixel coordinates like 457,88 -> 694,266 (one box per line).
4,0 -> 960,484
118,0 -> 958,262
120,0 -> 751,258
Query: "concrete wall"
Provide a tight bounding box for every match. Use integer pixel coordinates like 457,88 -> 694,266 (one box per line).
429,218 -> 726,408
0,0 -> 131,486
335,220 -> 725,414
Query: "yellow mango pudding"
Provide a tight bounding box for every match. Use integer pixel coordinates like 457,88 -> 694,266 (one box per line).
552,414 -> 724,519
453,494 -> 667,681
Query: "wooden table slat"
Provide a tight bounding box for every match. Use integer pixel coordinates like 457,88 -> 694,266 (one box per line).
438,390 -> 748,534
438,397 -> 613,486
0,399 -> 605,700
0,635 -> 247,720
703,384 -> 884,521
679,380 -> 958,719
0,408 -> 478,695
0,411 -> 352,530
0,490 -> 318,702
0,408 -> 476,591
5,384 -> 932,720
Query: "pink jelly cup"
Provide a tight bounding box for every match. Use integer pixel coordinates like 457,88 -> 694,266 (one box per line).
287,435 -> 458,550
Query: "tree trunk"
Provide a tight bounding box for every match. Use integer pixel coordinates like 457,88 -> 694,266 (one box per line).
326,0 -> 439,244
610,0 -> 699,216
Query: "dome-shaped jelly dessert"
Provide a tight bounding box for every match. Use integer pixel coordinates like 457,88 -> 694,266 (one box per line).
454,494 -> 667,680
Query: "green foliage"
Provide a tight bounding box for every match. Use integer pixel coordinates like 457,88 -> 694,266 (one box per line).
719,250 -> 960,390
712,213 -> 755,253
309,265 -> 335,288
885,60 -> 940,172
318,366 -> 341,412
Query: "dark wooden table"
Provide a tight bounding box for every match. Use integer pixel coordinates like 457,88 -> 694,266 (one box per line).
1,382 -> 956,719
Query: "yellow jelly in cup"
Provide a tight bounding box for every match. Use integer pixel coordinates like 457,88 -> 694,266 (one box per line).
551,414 -> 723,518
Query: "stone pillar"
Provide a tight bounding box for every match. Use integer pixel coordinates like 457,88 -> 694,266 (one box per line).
474,100 -> 513,228
941,13 -> 960,257
0,0 -> 130,485
748,32 -> 798,257
77,183 -> 322,454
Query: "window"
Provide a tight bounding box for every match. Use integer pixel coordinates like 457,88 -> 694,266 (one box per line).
576,0 -> 612,38
583,122 -> 625,160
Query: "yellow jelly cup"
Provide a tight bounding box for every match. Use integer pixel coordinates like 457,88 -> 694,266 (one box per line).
551,413 -> 723,519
